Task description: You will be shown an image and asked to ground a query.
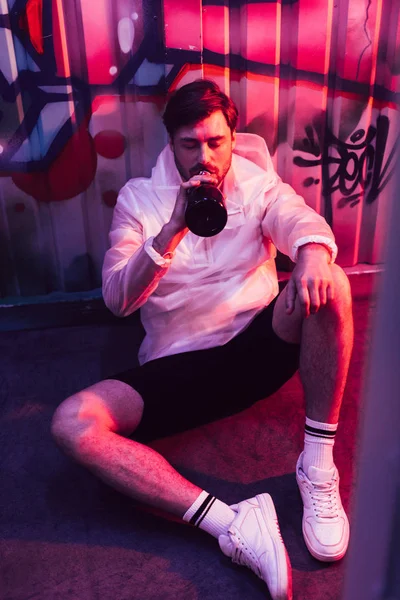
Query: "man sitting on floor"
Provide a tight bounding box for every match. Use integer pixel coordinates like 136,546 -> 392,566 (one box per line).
51,79 -> 354,600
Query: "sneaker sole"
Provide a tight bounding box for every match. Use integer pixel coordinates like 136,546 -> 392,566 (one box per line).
256,494 -> 293,600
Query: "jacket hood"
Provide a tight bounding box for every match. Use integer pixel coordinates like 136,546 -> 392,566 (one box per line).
151,133 -> 276,205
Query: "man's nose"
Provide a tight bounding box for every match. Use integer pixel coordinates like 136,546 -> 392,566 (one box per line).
198,143 -> 211,164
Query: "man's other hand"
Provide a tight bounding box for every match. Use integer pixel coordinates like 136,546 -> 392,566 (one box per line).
286,244 -> 334,318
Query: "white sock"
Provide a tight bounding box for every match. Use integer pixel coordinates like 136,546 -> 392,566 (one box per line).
182,491 -> 235,539
303,416 -> 337,475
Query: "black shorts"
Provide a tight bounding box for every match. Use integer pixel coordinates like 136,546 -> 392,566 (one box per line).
110,297 -> 300,442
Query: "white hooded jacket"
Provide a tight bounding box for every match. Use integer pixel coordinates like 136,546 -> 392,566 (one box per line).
102,133 -> 337,365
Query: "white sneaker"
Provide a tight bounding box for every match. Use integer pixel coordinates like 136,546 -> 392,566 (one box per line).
296,452 -> 350,562
219,493 -> 292,600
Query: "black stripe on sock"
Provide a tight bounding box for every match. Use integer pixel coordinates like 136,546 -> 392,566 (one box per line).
305,424 -> 337,437
196,497 -> 217,527
305,431 -> 336,439
189,494 -> 215,526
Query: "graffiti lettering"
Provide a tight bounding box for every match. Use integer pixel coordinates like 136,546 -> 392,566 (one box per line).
294,116 -> 398,216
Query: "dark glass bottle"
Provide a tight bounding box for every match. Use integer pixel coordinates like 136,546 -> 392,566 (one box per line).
185,179 -> 227,238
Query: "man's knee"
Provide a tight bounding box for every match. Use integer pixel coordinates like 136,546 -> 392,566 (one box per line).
329,264 -> 352,309
51,379 -> 144,455
51,393 -> 89,456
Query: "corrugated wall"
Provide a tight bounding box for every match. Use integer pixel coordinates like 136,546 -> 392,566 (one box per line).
0,0 -> 399,299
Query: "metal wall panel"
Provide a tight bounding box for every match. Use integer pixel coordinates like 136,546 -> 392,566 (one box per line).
0,0 -> 398,298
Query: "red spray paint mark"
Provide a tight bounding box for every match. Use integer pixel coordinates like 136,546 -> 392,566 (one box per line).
19,0 -> 44,55
94,130 -> 126,159
12,119 -> 97,202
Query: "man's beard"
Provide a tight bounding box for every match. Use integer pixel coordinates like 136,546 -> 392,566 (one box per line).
172,149 -> 232,188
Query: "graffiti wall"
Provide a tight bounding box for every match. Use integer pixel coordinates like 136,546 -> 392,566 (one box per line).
0,0 -> 399,298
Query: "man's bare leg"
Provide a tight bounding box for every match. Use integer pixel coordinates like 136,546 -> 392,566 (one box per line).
51,377 -> 293,598
272,263 -> 353,562
51,379 -> 202,516
272,264 -> 354,423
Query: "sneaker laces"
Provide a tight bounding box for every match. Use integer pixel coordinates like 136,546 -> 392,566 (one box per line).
230,532 -> 262,579
309,478 -> 339,518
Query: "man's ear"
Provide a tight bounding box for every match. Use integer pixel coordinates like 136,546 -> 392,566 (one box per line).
231,130 -> 236,149
169,136 -> 174,150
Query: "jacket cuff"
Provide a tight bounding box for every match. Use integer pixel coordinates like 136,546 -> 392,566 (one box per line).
144,236 -> 175,267
292,236 -> 338,263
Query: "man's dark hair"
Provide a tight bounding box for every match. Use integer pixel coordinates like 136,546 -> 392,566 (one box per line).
163,79 -> 238,139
